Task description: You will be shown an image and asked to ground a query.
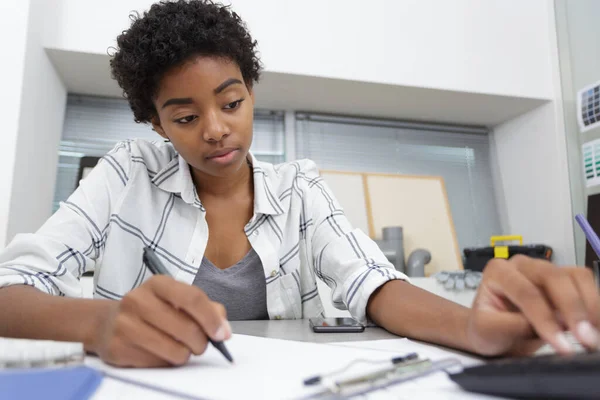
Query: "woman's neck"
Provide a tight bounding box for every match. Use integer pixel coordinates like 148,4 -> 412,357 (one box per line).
192,160 -> 253,199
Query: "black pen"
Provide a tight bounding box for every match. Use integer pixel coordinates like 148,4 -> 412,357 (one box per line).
142,246 -> 234,363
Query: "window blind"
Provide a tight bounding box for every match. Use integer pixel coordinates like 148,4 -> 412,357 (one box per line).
53,95 -> 285,211
295,113 -> 501,251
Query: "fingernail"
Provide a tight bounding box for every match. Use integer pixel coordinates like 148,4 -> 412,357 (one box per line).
555,331 -> 574,354
577,321 -> 600,349
213,320 -> 231,342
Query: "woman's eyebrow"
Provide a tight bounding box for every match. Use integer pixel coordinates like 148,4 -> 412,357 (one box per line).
214,78 -> 242,94
161,97 -> 193,109
161,78 -> 243,109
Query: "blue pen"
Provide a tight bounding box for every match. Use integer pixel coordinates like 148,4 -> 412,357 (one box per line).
575,214 -> 600,259
142,247 -> 234,363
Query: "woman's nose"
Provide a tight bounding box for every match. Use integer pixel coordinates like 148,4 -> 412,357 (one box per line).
202,110 -> 230,142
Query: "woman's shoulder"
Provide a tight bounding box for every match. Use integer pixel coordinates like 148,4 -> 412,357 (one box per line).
108,138 -> 177,171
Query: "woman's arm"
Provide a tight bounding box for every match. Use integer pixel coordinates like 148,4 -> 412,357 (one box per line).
0,277 -> 231,367
0,285 -> 112,351
0,142 -> 134,297
299,160 -> 409,323
303,161 -> 599,356
369,256 -> 600,356
0,143 -> 134,346
0,142 -> 230,367
367,280 -> 474,352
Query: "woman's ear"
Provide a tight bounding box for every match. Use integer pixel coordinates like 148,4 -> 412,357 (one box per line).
151,116 -> 169,140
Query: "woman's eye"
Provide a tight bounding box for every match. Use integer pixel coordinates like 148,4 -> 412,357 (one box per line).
224,99 -> 245,110
174,115 -> 197,124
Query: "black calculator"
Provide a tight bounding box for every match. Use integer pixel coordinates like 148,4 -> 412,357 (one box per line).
449,351 -> 600,399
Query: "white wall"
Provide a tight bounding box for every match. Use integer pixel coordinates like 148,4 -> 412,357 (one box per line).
47,0 -> 553,100
5,0 -> 67,243
489,1 -> 575,266
491,102 -> 575,265
0,0 -> 30,246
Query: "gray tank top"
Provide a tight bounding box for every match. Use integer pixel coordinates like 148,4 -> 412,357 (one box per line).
192,248 -> 269,320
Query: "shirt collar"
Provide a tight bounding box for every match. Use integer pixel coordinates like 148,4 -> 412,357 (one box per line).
151,150 -> 284,216
248,152 -> 285,216
151,153 -> 201,208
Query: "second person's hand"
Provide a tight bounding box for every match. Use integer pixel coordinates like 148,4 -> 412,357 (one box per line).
91,275 -> 231,367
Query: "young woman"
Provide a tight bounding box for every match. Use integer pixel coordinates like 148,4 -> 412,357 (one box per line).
0,0 -> 598,367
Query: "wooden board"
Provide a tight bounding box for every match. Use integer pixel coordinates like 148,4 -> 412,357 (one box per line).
365,173 -> 462,274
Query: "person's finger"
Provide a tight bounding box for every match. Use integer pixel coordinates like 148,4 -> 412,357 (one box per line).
507,338 -> 546,357
515,258 -> 599,350
568,267 -> 600,328
483,259 -> 573,354
124,346 -> 173,368
103,337 -> 172,368
568,267 -> 600,350
115,311 -> 192,366
121,289 -> 209,355
147,276 -> 231,342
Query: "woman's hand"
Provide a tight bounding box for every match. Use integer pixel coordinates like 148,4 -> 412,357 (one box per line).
91,275 -> 230,367
467,255 -> 600,356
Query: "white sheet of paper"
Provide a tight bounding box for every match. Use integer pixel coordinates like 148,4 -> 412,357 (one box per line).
86,334 -> 442,400
91,378 -> 172,400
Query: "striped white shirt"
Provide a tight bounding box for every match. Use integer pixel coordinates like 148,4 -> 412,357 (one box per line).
0,140 -> 407,323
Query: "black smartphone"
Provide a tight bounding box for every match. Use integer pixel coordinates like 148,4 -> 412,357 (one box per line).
309,317 -> 365,333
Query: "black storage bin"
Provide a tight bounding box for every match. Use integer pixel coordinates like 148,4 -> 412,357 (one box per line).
464,244 -> 553,272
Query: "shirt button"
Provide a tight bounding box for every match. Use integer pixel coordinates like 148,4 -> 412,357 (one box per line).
253,230 -> 260,237
270,270 -> 277,277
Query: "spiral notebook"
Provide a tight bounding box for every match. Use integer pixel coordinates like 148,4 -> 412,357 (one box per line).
0,337 -> 100,400
0,337 -> 84,368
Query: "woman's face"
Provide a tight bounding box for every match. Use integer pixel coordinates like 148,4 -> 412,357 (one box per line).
151,56 -> 255,178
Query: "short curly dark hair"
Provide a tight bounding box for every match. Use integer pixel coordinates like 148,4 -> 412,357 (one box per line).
110,0 -> 262,123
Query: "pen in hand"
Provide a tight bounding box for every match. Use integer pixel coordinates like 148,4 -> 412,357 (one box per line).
142,246 -> 234,363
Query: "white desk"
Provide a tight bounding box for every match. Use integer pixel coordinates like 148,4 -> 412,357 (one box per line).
230,319 -> 398,342
90,320 -> 488,400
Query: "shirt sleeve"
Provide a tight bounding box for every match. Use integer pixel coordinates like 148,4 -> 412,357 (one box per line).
300,160 -> 409,324
0,141 -> 133,297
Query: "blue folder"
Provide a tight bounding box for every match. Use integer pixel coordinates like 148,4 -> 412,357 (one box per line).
0,366 -> 103,400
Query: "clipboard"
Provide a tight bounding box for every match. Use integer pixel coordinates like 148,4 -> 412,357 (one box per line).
300,353 -> 463,399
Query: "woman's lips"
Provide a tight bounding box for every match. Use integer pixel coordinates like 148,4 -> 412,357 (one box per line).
206,149 -> 238,164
